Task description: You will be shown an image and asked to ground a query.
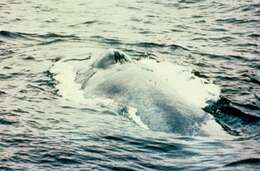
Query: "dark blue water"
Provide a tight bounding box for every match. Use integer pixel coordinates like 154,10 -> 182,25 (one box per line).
0,0 -> 260,170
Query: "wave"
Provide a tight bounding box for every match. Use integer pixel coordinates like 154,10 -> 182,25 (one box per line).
38,32 -> 77,39
216,18 -> 259,24
0,118 -> 16,125
69,20 -> 98,27
135,42 -> 189,51
0,30 -> 32,39
204,96 -> 260,136
193,51 -> 249,62
225,158 -> 260,168
240,3 -> 260,12
0,30 -> 76,39
91,35 -> 189,51
249,33 -> 260,38
0,30 -> 79,46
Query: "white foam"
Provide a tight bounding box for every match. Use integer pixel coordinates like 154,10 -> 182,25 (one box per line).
201,119 -> 233,139
50,61 -> 87,103
124,106 -> 149,130
50,60 -> 114,109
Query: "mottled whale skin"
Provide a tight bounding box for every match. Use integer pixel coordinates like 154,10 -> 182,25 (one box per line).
81,49 -> 229,137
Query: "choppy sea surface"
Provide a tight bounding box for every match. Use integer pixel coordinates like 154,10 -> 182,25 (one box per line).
1,0 -> 260,170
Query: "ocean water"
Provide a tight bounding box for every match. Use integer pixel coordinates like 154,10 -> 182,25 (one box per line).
0,0 -> 260,170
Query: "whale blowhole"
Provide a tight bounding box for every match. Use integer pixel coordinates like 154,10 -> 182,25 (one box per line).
94,49 -> 131,69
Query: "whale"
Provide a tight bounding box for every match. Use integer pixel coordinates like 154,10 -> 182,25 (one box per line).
72,49 -> 231,137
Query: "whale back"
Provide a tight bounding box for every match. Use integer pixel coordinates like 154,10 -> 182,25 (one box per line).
51,49 -> 230,137
82,56 -> 219,135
